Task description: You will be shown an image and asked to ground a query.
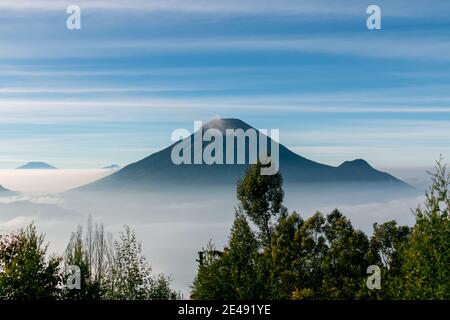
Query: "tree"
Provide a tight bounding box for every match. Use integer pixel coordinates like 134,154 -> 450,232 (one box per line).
237,162 -> 286,249
227,211 -> 262,299
104,225 -> 177,300
106,225 -> 152,299
191,241 -> 235,300
367,221 -> 410,299
370,221 -> 410,271
63,221 -> 106,299
192,212 -> 263,300
288,210 -> 370,299
395,159 -> 450,299
0,224 -> 62,300
150,274 -> 180,300
63,219 -> 178,300
293,212 -> 327,298
271,211 -> 304,299
321,210 -> 370,299
0,222 -> 177,300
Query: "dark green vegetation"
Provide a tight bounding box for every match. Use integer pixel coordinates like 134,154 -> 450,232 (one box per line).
192,160 -> 450,300
0,219 -> 179,300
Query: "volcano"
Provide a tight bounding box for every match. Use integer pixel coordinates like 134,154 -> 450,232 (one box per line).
75,118 -> 411,193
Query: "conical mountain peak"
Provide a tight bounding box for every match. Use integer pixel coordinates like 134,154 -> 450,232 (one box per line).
75,118 -> 411,192
201,118 -> 254,133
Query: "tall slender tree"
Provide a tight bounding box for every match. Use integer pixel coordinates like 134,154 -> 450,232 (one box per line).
237,162 -> 286,250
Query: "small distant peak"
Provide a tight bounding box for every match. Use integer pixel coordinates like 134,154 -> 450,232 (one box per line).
339,159 -> 372,169
16,162 -> 57,170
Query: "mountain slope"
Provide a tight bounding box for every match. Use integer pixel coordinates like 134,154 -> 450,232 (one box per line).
76,118 -> 411,192
0,184 -> 17,196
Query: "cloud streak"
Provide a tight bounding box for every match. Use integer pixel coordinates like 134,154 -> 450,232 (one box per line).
0,0 -> 448,19
3,35 -> 450,61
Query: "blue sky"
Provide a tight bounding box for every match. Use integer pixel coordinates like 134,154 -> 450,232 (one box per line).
0,0 -> 449,169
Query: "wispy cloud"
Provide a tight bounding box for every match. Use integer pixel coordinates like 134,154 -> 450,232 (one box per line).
3,35 -> 450,61
0,85 -> 223,94
0,0 -> 370,15
0,66 -> 253,77
0,0 -> 448,18
103,36 -> 450,61
2,88 -> 450,114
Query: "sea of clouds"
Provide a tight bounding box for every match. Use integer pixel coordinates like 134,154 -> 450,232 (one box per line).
0,168 -> 431,295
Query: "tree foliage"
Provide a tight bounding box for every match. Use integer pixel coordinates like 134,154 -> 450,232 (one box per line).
105,225 -> 177,300
0,225 -> 62,300
0,220 -> 178,300
393,159 -> 450,299
193,160 -> 450,300
63,217 -> 111,299
237,161 -> 286,248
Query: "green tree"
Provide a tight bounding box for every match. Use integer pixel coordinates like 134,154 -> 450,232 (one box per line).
237,162 -> 286,249
367,221 -> 410,299
227,211 -> 261,299
104,225 -> 177,300
0,224 -> 62,300
370,221 -> 410,271
271,211 -> 304,299
192,212 -> 263,300
321,210 -> 370,299
395,159 -> 450,299
272,210 -> 373,300
191,242 -> 234,300
63,225 -> 103,299
293,212 -> 328,298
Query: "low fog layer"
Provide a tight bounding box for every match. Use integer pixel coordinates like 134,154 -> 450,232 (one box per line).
0,168 -> 429,295
0,169 -> 113,193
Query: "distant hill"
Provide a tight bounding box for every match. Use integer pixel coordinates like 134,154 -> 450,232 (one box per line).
102,164 -> 120,170
0,184 -> 17,196
76,118 -> 412,193
16,162 -> 57,170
